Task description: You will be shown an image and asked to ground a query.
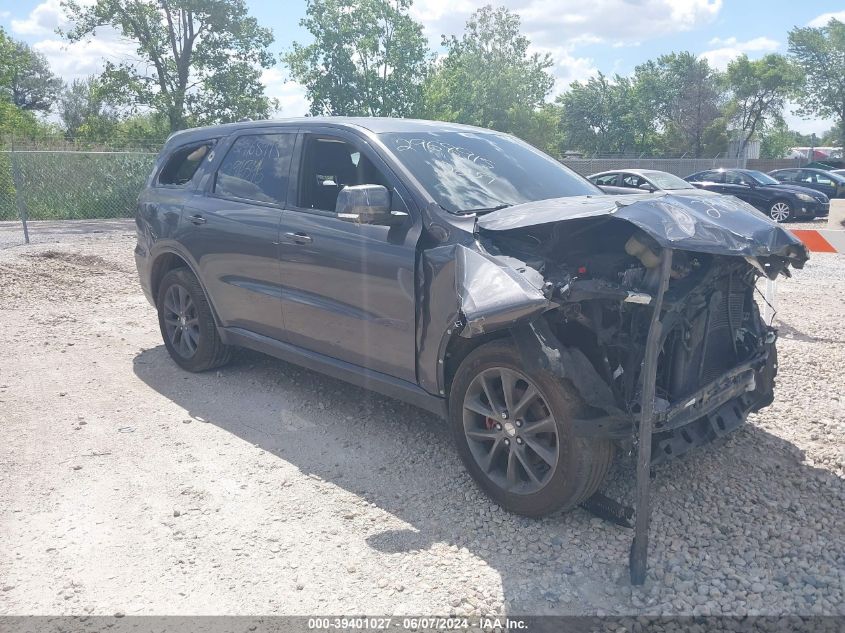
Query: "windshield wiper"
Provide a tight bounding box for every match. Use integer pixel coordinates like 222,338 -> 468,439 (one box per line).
459,203 -> 511,215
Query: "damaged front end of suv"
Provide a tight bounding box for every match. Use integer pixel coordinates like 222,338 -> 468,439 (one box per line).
423,191 -> 808,582
451,192 -> 807,454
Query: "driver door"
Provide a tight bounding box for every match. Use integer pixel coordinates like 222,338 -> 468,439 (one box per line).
276,129 -> 420,382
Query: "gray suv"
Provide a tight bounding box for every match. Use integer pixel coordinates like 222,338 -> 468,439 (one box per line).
135,117 -> 807,517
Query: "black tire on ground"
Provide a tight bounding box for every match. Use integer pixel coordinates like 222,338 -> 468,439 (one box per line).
768,199 -> 792,223
448,339 -> 614,517
156,267 -> 232,372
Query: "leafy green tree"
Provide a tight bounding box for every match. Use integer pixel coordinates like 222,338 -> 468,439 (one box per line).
788,18 -> 845,147
0,37 -> 63,113
59,76 -> 119,139
424,5 -> 554,133
62,0 -> 276,132
507,103 -> 564,158
558,74 -> 621,155
725,54 -> 801,157
759,118 -> 798,159
636,52 -> 725,157
285,0 -> 429,117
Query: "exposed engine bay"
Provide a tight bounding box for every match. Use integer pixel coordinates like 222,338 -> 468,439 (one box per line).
437,193 -> 810,462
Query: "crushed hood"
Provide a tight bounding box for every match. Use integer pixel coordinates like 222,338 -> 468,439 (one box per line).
476,193 -> 809,267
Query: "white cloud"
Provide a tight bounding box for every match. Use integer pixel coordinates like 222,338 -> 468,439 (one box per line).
700,36 -> 779,70
11,0 -> 66,36
808,11 -> 845,27
261,68 -> 310,117
411,0 -> 721,99
413,0 -> 722,51
32,33 -> 136,83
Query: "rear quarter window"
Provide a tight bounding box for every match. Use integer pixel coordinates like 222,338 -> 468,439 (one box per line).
158,142 -> 215,186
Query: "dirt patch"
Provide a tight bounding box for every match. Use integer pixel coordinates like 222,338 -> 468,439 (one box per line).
29,250 -> 114,269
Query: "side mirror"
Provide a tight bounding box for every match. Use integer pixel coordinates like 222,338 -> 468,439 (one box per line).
336,184 -> 405,225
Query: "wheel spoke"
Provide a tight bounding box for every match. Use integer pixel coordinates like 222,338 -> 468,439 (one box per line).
464,393 -> 497,419
480,373 -> 503,417
184,327 -> 198,353
506,449 -> 519,488
511,384 -> 539,419
522,435 -> 557,468
465,427 -> 498,441
177,286 -> 188,313
522,416 -> 556,435
500,368 -> 516,413
481,437 -> 504,473
513,446 -> 542,484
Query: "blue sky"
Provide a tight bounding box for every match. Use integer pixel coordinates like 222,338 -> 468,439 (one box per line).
2,0 -> 843,134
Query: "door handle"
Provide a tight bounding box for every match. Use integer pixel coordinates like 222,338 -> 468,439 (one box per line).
188,214 -> 206,225
283,232 -> 313,245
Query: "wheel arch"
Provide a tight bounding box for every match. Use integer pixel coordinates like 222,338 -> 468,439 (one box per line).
149,248 -> 223,327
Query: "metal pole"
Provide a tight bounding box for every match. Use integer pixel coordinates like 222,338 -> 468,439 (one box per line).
763,277 -> 777,324
629,249 -> 673,585
10,138 -> 30,245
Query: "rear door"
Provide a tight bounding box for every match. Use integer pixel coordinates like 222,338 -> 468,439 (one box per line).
796,170 -> 836,198
276,128 -> 420,382
178,128 -> 296,342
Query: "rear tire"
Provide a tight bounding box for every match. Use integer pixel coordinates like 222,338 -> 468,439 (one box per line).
157,267 -> 232,372
448,340 -> 614,517
768,199 -> 792,223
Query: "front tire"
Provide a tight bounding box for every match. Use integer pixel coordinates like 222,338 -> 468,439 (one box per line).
448,340 -> 614,517
768,199 -> 792,223
157,267 -> 232,372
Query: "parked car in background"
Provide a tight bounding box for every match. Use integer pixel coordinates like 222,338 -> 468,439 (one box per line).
829,169 -> 845,178
588,169 -> 717,196
769,168 -> 845,199
685,168 -> 829,222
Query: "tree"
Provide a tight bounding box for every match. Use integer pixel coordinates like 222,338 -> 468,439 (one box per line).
62,0 -> 276,132
0,37 -> 63,113
725,54 -> 801,157
558,74 -> 627,155
59,76 -> 119,139
759,119 -> 797,159
637,52 -> 725,157
285,0 -> 429,117
788,18 -> 845,147
424,6 -> 554,133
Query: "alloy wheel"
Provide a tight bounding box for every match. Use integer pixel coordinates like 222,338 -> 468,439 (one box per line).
162,284 -> 200,358
462,367 -> 560,495
769,202 -> 791,222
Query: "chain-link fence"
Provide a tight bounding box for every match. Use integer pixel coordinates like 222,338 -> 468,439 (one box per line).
1,150 -> 157,221
0,136 -> 162,248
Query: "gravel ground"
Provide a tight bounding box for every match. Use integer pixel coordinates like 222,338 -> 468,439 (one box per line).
0,219 -> 842,617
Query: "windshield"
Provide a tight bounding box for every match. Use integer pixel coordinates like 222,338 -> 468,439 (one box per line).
379,131 -> 600,213
746,170 -> 780,186
642,171 -> 695,190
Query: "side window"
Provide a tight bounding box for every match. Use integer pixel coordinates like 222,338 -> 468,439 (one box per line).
214,133 -> 294,205
297,136 -> 393,212
725,171 -> 750,185
815,173 -> 834,185
691,170 -> 720,182
593,174 -> 618,186
621,174 -> 645,188
159,141 -> 214,186
773,170 -> 794,181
